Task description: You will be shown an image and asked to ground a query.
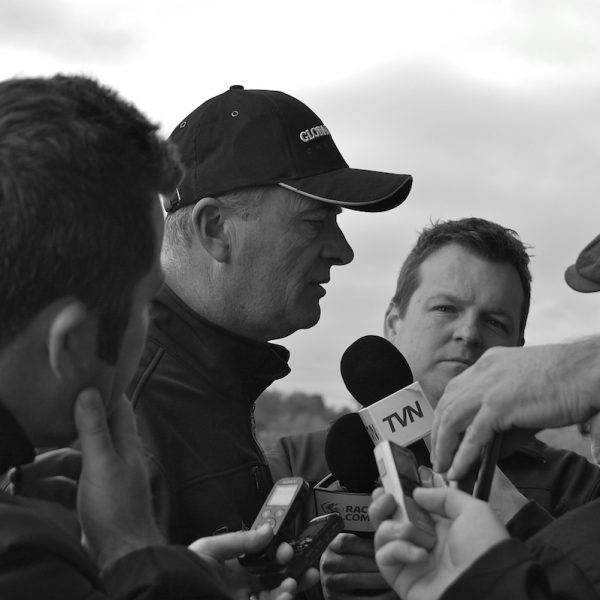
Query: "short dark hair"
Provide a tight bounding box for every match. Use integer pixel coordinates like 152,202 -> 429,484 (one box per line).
0,74 -> 182,362
391,217 -> 532,338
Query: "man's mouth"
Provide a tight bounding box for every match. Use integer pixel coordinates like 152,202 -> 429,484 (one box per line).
444,357 -> 474,367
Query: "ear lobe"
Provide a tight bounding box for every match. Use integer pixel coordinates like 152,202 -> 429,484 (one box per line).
383,301 -> 403,341
191,197 -> 230,262
47,301 -> 93,381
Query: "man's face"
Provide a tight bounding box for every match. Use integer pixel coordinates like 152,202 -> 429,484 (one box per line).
228,187 -> 354,341
384,243 -> 524,407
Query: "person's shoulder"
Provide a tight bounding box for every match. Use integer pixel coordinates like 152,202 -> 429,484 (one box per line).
267,429 -> 329,483
503,436 -> 600,514
0,493 -> 94,572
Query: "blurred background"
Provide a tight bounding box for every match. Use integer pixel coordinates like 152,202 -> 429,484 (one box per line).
2,0 -> 599,460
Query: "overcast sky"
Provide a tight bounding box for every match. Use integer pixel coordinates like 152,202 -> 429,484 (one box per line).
3,0 -> 600,407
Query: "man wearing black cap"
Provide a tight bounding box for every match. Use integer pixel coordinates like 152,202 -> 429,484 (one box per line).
0,74 -> 308,600
127,86 -> 412,544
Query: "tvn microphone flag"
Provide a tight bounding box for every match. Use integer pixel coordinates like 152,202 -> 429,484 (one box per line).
340,336 -> 435,447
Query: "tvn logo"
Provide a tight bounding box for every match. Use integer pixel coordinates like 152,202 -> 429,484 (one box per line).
382,400 -> 424,433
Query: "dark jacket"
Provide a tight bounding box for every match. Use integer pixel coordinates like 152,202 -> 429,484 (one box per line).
0,400 -> 229,600
440,539 -> 552,600
128,285 -> 291,544
268,429 -> 600,535
441,498 -> 600,600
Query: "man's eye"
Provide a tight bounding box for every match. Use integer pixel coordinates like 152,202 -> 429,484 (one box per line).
487,318 -> 508,333
433,305 -> 455,313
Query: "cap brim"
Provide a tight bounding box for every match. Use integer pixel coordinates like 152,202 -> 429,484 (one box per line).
279,168 -> 412,213
564,264 -> 600,293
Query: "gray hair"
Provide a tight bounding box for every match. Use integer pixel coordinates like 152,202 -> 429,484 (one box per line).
163,185 -> 270,249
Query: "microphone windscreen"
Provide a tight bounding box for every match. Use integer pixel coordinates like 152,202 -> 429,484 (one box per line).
325,413 -> 378,493
341,335 -> 413,407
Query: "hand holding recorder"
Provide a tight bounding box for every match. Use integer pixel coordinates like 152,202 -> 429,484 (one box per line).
239,477 -> 343,589
369,485 -> 508,600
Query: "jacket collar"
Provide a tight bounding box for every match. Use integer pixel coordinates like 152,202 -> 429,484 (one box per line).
0,399 -> 35,474
152,285 -> 291,395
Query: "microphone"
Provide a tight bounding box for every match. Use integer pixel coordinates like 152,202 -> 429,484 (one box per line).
340,335 -> 413,407
325,413 -> 379,493
313,413 -> 379,534
340,335 -> 434,449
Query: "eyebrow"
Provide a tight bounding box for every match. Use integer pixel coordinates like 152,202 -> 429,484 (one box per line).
428,293 -> 516,321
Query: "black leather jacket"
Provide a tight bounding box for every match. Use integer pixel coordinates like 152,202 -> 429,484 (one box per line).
128,285 -> 291,544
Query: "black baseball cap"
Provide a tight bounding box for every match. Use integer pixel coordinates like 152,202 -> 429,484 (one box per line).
164,85 -> 412,213
565,233 -> 600,293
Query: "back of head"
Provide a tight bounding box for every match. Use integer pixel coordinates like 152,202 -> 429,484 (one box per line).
0,74 -> 182,362
391,217 -> 532,337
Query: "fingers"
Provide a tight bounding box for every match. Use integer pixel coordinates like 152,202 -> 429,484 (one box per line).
446,410 -> 496,481
262,577 -> 297,600
297,567 -> 320,592
106,394 -> 141,456
368,493 -> 398,529
326,532 -> 374,558
417,466 -> 447,489
374,520 -> 427,563
74,388 -> 113,464
20,448 -> 82,481
189,524 -> 273,561
431,398 -> 475,474
371,486 -> 385,501
275,541 -> 294,564
412,486 -> 480,520
375,540 -> 427,566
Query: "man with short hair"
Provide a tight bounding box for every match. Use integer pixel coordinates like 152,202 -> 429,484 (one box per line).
369,231 -> 600,600
127,85 -> 413,544
0,74 -> 306,600
269,217 -> 600,600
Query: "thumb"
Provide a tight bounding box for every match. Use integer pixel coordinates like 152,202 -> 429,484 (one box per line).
74,388 -> 113,463
189,524 -> 273,561
418,465 -> 434,488
413,486 -> 480,520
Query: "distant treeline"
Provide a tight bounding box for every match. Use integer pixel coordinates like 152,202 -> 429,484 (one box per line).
254,389 -> 352,452
255,389 -> 594,462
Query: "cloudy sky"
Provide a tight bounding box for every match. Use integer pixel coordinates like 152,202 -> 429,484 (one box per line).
3,0 -> 600,408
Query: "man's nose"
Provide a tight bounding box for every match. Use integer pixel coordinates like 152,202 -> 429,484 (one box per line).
322,222 -> 354,266
453,315 -> 482,346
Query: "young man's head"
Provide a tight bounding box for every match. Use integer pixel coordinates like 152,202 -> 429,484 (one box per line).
384,217 -> 532,406
0,74 -> 181,446
160,86 -> 413,342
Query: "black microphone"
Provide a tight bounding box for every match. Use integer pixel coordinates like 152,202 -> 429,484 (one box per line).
325,413 -> 379,493
341,335 -> 413,407
313,413 -> 379,534
341,336 -> 435,450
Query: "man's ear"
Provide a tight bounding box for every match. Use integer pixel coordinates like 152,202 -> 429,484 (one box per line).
383,301 -> 403,341
191,197 -> 230,262
47,301 -> 96,382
